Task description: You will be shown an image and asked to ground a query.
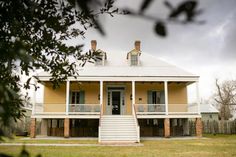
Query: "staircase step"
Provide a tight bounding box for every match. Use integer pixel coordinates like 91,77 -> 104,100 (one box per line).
99,115 -> 139,142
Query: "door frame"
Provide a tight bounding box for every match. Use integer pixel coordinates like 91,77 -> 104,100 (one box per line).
106,86 -> 125,115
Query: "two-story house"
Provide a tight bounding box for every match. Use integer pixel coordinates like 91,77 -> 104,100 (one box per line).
30,40 -> 202,142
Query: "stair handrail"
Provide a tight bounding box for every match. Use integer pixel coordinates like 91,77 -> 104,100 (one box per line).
99,103 -> 103,126
98,103 -> 103,142
132,104 -> 140,142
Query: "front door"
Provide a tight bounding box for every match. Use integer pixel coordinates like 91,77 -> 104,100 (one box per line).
106,88 -> 125,115
112,91 -> 120,115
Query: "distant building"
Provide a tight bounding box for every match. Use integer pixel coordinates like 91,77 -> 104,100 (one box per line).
200,104 -> 219,122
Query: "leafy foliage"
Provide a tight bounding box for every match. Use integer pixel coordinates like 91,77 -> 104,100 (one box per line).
124,0 -> 203,37
0,0 -> 122,137
0,0 -> 204,138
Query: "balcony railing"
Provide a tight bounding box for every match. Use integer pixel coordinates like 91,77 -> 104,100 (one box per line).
168,103 -> 199,115
68,104 -> 100,114
135,104 -> 166,115
33,103 -> 100,115
135,103 -> 199,115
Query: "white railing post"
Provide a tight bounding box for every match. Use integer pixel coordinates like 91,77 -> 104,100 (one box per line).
32,79 -> 37,115
164,81 -> 169,115
66,80 -> 70,115
132,81 -> 135,114
100,81 -> 103,113
196,81 -> 200,115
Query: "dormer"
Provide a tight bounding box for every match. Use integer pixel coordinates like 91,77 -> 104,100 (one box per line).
127,40 -> 141,66
90,40 -> 107,66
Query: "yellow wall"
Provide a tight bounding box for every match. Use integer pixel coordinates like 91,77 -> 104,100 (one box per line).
135,83 -> 187,112
135,83 -> 164,104
43,82 -> 66,112
70,82 -> 100,104
43,81 -> 188,113
168,84 -> 188,112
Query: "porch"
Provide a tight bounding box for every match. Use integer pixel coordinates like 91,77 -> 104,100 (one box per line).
32,81 -> 201,118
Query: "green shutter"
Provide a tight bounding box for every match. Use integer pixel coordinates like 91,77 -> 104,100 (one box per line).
69,91 -> 72,104
79,91 -> 85,104
147,91 -> 152,104
160,91 -> 165,104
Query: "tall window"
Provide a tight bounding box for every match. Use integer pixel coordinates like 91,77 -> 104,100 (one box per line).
148,91 -> 164,104
131,54 -> 138,66
70,91 -> 85,104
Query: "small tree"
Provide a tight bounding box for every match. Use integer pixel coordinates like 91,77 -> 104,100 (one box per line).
214,79 -> 236,120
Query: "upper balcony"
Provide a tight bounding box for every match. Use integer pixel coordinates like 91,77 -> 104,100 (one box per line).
32,81 -> 200,119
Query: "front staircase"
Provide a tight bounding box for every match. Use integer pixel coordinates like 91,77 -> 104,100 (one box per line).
99,115 -> 140,143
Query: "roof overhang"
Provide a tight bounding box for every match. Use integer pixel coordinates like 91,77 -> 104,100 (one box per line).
38,76 -> 199,82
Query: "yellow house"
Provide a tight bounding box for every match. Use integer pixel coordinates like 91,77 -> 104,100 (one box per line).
31,40 -> 202,142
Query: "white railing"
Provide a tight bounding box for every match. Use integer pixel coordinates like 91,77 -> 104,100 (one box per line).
135,104 -> 166,115
132,104 -> 140,142
135,104 -> 199,115
168,103 -> 199,115
68,104 -> 100,115
34,103 -> 100,115
34,103 -> 43,113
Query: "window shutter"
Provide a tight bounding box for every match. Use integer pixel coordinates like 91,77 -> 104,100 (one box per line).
69,91 -> 72,104
147,91 -> 152,104
160,91 -> 165,104
79,91 -> 85,104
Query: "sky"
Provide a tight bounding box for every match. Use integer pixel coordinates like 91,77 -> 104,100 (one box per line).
36,0 -> 236,103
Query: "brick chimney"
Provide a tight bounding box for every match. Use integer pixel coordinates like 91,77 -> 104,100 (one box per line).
91,40 -> 97,51
134,40 -> 141,52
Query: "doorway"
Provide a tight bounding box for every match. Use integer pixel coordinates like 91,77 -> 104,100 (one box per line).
112,91 -> 121,115
106,87 -> 125,115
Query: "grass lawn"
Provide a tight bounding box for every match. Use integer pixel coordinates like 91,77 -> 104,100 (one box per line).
1,134 -> 236,157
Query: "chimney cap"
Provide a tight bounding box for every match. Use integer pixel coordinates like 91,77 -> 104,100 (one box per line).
91,40 -> 97,44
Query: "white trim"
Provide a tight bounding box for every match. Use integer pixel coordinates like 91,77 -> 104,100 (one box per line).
196,81 -> 201,115
31,114 -> 100,119
164,81 -> 168,115
32,79 -> 37,115
100,81 -> 103,107
66,81 -> 70,115
137,114 -> 201,119
38,76 -> 199,82
132,81 -> 135,114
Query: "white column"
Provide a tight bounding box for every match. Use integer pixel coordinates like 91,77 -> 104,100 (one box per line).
132,81 -> 135,114
32,79 -> 37,115
66,80 -> 70,115
100,81 -> 103,114
196,81 -> 200,115
164,81 -> 169,115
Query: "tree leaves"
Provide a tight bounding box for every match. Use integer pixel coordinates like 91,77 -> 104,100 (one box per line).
139,0 -> 153,14
154,22 -> 167,37
168,0 -> 199,22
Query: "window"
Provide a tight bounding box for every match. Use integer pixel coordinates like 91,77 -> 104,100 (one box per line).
94,50 -> 107,66
95,54 -> 104,66
147,91 -> 165,104
131,54 -> 138,66
70,91 -> 85,104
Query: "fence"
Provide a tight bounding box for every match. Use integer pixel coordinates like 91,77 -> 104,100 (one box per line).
189,120 -> 236,135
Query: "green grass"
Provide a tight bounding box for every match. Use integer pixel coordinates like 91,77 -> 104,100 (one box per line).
1,136 -> 97,144
1,135 -> 236,157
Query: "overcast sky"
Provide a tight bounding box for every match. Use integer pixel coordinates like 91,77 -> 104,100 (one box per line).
36,0 -> 236,102
78,0 -> 236,100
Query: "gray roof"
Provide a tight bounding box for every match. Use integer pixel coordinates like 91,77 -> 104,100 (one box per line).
38,51 -> 199,78
200,104 -> 219,113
